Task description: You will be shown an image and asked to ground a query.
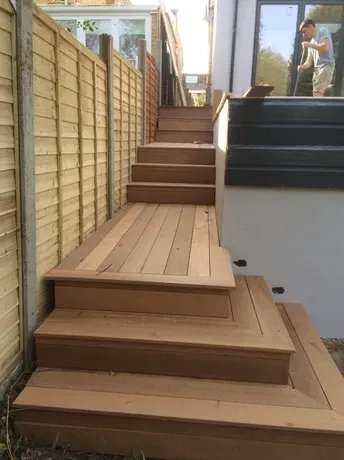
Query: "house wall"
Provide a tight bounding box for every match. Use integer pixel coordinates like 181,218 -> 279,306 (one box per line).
212,0 -> 256,94
151,10 -> 161,62
219,97 -> 344,338
40,8 -> 154,63
222,187 -> 344,338
211,0 -> 233,93
213,98 -> 228,240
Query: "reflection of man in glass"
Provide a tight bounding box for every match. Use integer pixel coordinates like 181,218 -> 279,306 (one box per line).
298,18 -> 335,97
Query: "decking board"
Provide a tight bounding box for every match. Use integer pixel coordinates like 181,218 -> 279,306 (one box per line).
48,204 -> 234,288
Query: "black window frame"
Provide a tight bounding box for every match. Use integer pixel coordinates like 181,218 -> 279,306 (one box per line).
251,0 -> 344,96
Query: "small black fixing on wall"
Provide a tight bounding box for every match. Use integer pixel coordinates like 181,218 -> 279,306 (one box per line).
233,259 -> 247,267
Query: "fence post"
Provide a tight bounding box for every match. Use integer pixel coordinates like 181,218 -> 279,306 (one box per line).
138,39 -> 147,145
99,34 -> 115,219
155,39 -> 162,106
17,0 -> 36,362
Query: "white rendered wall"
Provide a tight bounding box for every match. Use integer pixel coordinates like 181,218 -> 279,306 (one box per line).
212,0 -> 257,94
232,0 -> 256,94
221,187 -> 344,338
211,0 -> 234,93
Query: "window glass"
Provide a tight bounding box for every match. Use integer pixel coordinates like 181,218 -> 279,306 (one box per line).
85,20 -> 112,55
186,76 -> 198,84
119,19 -> 146,65
255,4 -> 299,96
297,4 -> 344,96
58,19 -> 77,38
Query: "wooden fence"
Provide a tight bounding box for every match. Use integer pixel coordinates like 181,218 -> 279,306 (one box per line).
113,49 -> 142,211
0,0 -> 22,385
33,6 -> 109,322
145,51 -> 159,144
0,1 -> 159,389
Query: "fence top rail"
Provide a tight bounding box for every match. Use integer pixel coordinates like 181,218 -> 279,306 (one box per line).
113,48 -> 142,78
33,4 -> 107,71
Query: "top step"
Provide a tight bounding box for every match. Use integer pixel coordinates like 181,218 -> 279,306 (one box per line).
160,106 -> 212,119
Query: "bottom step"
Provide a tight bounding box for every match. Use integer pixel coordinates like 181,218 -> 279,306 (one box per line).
127,182 -> 215,205
13,303 -> 344,459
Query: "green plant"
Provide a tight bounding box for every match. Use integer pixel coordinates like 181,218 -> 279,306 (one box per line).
66,20 -> 98,33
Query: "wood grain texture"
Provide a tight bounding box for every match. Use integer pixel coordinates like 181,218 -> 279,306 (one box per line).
142,204 -> 182,274
99,204 -> 158,273
282,303 -> 344,414
164,204 -> 195,275
188,205 -> 210,277
119,204 -> 170,273
77,203 -> 146,270
55,284 -> 230,318
278,304 -> 329,408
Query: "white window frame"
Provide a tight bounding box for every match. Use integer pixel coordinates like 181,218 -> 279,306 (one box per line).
51,13 -> 152,56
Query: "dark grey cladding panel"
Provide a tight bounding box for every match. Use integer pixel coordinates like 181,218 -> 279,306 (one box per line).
229,146 -> 344,168
230,124 -> 344,146
226,167 -> 344,189
228,97 -> 344,124
226,97 -> 344,189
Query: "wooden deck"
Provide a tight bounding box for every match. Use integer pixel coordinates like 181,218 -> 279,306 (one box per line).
13,105 -> 344,460
47,202 -> 235,318
13,303 -> 344,459
55,202 -> 229,279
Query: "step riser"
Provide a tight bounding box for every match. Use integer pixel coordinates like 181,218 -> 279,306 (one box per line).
156,131 -> 213,143
159,107 -> 212,119
127,187 -> 215,205
14,422 -> 344,460
132,165 -> 215,184
158,119 -> 213,131
137,148 -> 215,165
55,284 -> 230,318
35,341 -> 290,384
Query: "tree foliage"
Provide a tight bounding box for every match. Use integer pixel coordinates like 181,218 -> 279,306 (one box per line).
256,48 -> 289,96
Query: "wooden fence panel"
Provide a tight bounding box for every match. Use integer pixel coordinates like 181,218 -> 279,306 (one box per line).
145,52 -> 158,144
0,0 -> 22,383
33,6 -> 108,321
113,49 -> 143,212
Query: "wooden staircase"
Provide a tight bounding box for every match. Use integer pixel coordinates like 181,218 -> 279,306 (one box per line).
13,106 -> 344,459
128,107 -> 215,205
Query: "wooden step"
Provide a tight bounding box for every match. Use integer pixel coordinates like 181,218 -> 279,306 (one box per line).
32,308 -> 291,383
159,118 -> 213,131
132,163 -> 215,184
137,142 -> 215,165
47,204 -> 235,318
13,305 -> 344,459
127,182 -> 215,204
33,275 -> 293,384
159,106 -> 212,119
156,130 -> 213,143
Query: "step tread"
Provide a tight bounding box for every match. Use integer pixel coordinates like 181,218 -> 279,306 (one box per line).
15,371 -> 343,434
14,304 -> 344,436
159,117 -> 213,120
157,129 -> 213,133
18,369 -> 323,409
280,303 -> 344,414
128,182 -> 215,188
13,306 -> 344,456
133,163 -> 215,169
36,275 -> 294,354
139,142 -> 215,150
34,308 -> 271,351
